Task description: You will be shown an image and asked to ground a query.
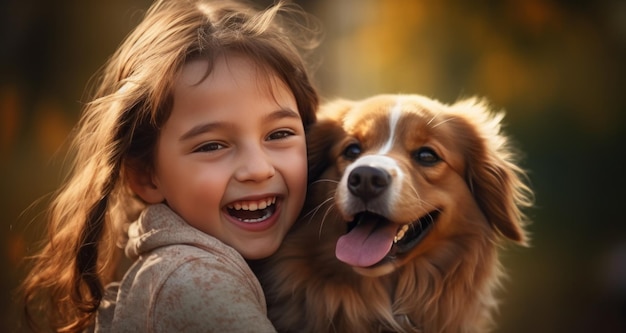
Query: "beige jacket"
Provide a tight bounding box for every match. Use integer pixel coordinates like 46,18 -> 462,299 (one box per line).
95,204 -> 276,333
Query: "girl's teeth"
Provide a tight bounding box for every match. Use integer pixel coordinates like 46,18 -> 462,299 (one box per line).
228,197 -> 276,211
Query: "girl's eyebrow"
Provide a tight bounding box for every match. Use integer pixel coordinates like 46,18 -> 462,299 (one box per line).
179,122 -> 223,142
265,108 -> 301,122
179,108 -> 300,142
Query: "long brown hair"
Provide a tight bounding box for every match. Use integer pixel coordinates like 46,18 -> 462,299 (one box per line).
20,1 -> 320,331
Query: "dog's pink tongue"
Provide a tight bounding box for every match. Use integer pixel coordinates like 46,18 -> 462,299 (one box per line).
336,215 -> 397,267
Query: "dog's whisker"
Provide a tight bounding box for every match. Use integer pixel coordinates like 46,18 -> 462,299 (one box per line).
404,200 -> 440,230
310,178 -> 340,186
426,112 -> 442,126
302,196 -> 335,223
409,208 -> 434,234
319,203 -> 337,238
430,116 -> 457,129
417,200 -> 440,214
405,184 -> 440,224
406,182 -> 422,203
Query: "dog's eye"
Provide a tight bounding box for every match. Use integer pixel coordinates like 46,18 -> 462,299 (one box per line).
413,147 -> 440,166
343,143 -> 362,160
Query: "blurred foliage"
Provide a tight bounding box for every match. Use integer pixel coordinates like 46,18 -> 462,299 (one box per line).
2,0 -> 625,332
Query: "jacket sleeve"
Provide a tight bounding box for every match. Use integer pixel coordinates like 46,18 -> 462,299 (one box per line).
151,256 -> 277,333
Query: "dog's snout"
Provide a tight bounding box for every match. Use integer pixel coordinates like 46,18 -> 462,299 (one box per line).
348,166 -> 391,200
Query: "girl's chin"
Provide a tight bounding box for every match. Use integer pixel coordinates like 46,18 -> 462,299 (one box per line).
237,240 -> 282,260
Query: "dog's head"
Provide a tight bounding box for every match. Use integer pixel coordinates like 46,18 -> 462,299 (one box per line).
305,94 -> 532,277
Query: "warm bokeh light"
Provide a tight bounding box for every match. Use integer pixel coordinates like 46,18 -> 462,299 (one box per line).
0,85 -> 22,155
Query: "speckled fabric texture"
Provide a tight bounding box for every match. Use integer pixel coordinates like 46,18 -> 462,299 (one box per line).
94,204 -> 276,333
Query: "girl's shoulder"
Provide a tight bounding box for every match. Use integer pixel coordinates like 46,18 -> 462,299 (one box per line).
101,244 -> 272,332
141,245 -> 272,332
140,241 -> 251,283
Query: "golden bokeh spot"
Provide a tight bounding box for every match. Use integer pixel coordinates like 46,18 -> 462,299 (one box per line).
0,85 -> 22,158
34,99 -> 73,158
6,233 -> 26,268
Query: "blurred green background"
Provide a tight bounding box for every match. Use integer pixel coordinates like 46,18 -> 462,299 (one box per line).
2,0 -> 625,332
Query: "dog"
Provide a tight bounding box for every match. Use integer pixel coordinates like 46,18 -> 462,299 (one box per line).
253,94 -> 533,333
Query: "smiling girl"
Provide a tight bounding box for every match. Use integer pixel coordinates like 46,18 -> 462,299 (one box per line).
20,1 -> 320,332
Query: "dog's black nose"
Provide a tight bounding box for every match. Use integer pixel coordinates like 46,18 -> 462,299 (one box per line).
347,166 -> 391,200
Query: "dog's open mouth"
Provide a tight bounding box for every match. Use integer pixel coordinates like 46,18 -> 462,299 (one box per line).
335,210 -> 440,268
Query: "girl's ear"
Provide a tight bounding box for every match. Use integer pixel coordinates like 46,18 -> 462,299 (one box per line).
125,165 -> 165,204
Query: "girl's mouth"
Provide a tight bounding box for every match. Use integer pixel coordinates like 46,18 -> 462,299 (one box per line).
226,196 -> 277,223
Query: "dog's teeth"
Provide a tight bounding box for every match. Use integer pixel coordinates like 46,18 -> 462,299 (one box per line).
394,225 -> 410,243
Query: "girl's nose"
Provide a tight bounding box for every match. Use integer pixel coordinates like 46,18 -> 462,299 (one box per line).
233,146 -> 276,182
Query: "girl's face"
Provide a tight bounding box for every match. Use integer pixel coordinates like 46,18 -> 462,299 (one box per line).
142,54 -> 307,259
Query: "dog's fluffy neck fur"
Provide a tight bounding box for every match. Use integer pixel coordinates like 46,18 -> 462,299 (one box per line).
253,212 -> 502,333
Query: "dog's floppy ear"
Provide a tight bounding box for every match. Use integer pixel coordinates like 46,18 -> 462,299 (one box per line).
451,98 -> 533,245
306,99 -> 353,181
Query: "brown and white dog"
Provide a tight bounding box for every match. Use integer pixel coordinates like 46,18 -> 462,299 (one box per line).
254,94 -> 533,333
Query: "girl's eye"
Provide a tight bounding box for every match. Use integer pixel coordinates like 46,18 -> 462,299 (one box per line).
413,147 -> 441,166
343,143 -> 361,160
193,142 -> 226,153
268,130 -> 295,141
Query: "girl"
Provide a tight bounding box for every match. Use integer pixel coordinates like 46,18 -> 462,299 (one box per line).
20,0 -> 320,332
